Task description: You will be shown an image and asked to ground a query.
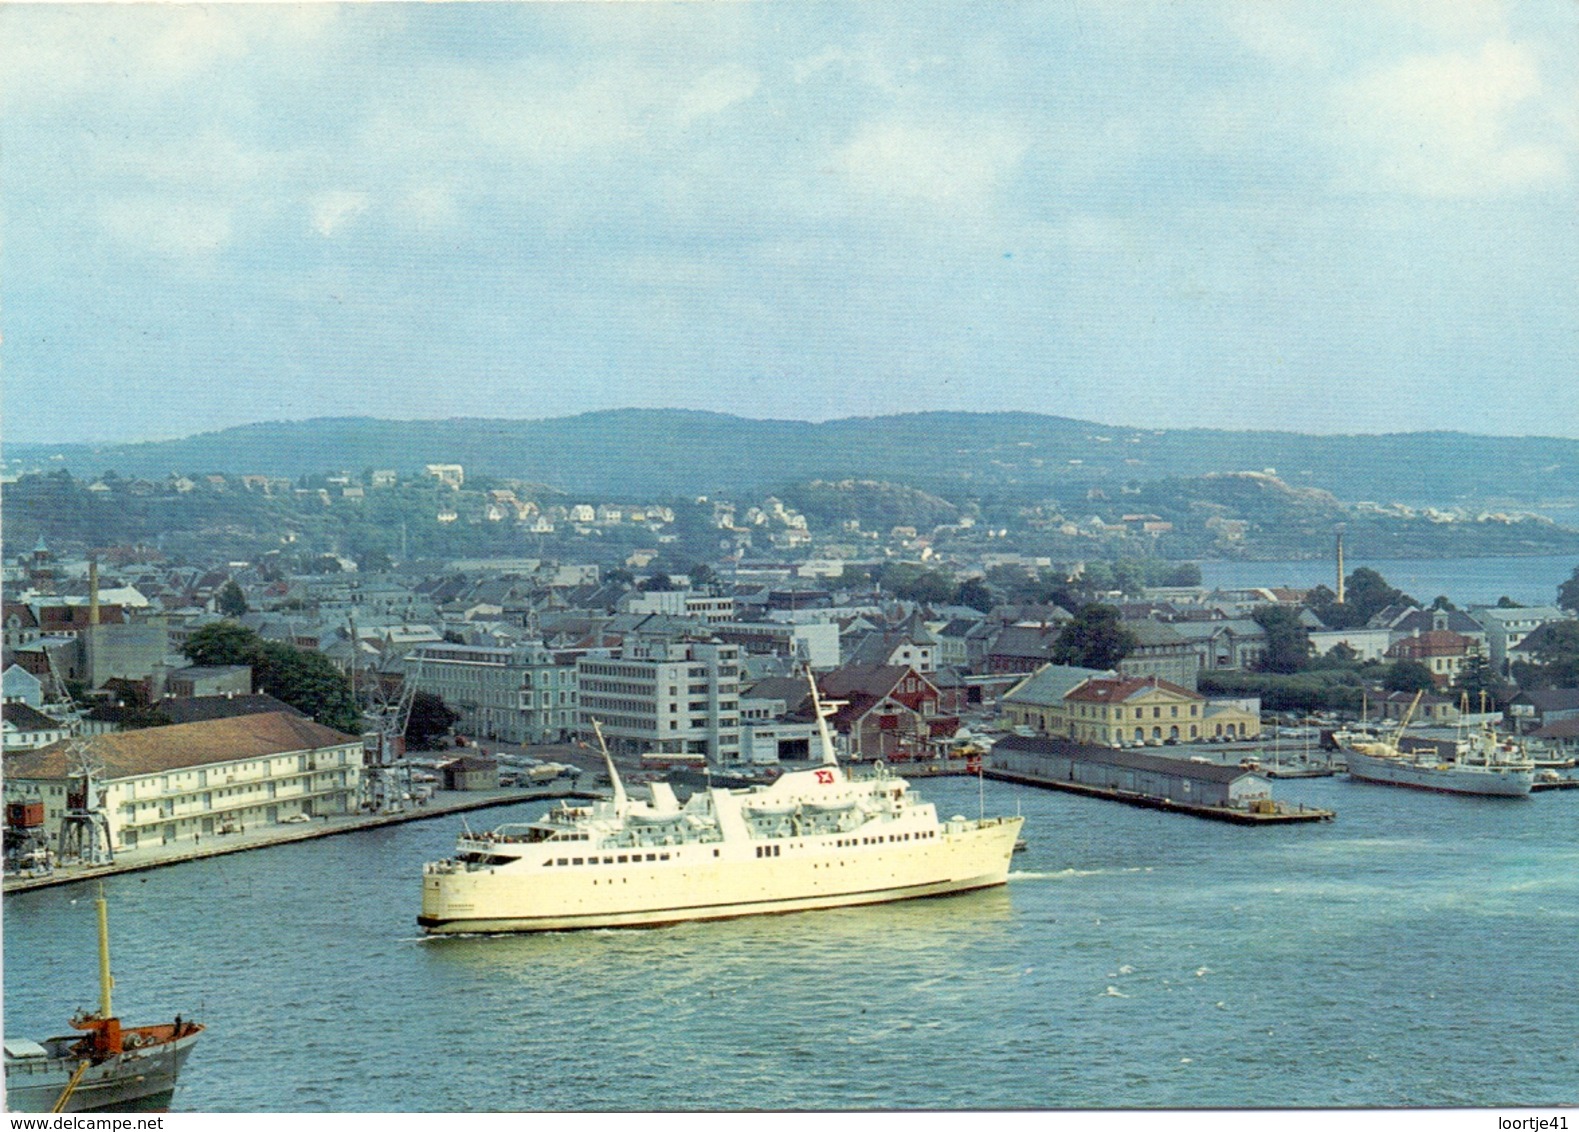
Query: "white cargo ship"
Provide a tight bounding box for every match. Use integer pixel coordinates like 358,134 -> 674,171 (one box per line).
1341,694 -> 1534,798
419,678 -> 1023,933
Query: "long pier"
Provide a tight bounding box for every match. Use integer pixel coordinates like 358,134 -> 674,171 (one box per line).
3,784 -> 595,895
982,768 -> 1335,824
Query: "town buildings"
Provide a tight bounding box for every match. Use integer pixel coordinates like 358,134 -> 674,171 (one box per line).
2,712 -> 363,851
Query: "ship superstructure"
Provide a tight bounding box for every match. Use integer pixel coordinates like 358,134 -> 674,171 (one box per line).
419,675 -> 1022,933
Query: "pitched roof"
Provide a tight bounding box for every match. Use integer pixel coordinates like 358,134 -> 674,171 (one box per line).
1002,664 -> 1116,706
1065,675 -> 1203,704
4,712 -> 359,780
1512,687 -> 1579,712
2,703 -> 63,732
155,693 -> 307,725
994,735 -> 1254,784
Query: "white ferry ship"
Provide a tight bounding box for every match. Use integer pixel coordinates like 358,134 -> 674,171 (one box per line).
418,678 -> 1023,933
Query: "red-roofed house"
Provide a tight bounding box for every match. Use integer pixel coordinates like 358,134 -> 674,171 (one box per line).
816,664 -> 958,761
1384,630 -> 1480,688
1053,675 -> 1206,747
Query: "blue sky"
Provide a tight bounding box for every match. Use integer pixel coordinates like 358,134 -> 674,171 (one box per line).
2,2 -> 1575,444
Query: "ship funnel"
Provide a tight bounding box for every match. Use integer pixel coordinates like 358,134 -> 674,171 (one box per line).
591,719 -> 628,813
807,669 -> 839,767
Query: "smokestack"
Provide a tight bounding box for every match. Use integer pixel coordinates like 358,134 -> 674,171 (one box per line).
89,557 -> 101,627
1335,530 -> 1346,605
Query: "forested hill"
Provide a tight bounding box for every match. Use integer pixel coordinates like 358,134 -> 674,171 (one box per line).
10,410 -> 1579,508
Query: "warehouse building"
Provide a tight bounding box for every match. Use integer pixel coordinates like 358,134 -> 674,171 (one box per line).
991,735 -> 1271,809
2,712 -> 363,851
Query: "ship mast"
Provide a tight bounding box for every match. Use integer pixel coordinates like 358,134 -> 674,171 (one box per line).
591,719 -> 627,813
96,883 -> 114,1019
806,669 -> 838,767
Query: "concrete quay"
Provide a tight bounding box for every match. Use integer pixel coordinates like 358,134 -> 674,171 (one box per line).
3,783 -> 591,895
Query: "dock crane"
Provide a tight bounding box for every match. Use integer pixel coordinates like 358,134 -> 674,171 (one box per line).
355,627 -> 422,814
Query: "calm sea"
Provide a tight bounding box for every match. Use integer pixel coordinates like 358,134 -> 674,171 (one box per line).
1198,554 -> 1578,609
4,776 -> 1575,1112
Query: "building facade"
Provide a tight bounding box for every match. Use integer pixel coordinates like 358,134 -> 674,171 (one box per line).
577,639 -> 742,764
2,712 -> 362,851
409,641 -> 579,744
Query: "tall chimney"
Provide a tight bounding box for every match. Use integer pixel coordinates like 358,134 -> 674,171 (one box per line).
89,557 -> 101,627
1335,530 -> 1346,605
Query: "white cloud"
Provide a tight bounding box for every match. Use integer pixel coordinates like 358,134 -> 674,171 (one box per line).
1331,40 -> 1568,198
834,122 -> 1027,206
310,191 -> 371,237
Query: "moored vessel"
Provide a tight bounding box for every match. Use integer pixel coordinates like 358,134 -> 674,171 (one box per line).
1340,693 -> 1534,798
4,888 -> 202,1113
419,674 -> 1023,933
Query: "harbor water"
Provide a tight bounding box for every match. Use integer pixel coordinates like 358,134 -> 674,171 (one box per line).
4,775 -> 1575,1111
1198,554 -> 1578,609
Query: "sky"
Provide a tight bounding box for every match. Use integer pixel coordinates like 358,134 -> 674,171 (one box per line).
1,1 -> 1576,445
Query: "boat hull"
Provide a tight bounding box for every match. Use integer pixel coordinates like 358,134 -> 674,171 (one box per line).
1344,750 -> 1533,797
4,1031 -> 200,1113
420,816 -> 1023,934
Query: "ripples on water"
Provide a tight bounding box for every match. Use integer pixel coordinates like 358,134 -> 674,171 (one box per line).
4,778 -> 1575,1111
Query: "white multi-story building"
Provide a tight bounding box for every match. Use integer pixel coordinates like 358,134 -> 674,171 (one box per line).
2,712 -> 362,851
577,639 -> 742,764
409,641 -> 579,744
1473,606 -> 1573,674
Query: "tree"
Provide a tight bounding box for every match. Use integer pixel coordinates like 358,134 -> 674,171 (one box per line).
182,621 -> 357,733
1050,604 -> 1137,670
955,577 -> 994,614
216,580 -> 248,618
1514,620 -> 1579,688
1495,595 -> 1525,608
1429,595 -> 1456,612
638,573 -> 677,592
1251,604 -> 1311,675
689,562 -> 717,591
1453,654 -> 1510,712
1384,659 -> 1437,694
1304,569 -> 1415,630
184,620 -> 265,668
406,691 -> 460,749
1559,565 -> 1579,614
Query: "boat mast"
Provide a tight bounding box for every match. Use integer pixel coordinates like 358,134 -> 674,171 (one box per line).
806,669 -> 838,767
591,719 -> 628,813
95,883 -> 114,1019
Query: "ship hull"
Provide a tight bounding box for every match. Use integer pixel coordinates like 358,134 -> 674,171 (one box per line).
4,1032 -> 200,1113
420,816 -> 1022,934
1344,750 -> 1533,797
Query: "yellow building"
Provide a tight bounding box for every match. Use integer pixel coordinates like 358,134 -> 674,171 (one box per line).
1057,676 -> 1206,747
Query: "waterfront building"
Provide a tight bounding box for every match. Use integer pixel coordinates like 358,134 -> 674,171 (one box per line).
1000,664 -> 1116,735
409,641 -> 578,744
2,712 -> 363,851
576,638 -> 742,764
991,735 -> 1272,809
816,664 -> 955,761
1507,687 -> 1579,731
1055,675 -> 1206,747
